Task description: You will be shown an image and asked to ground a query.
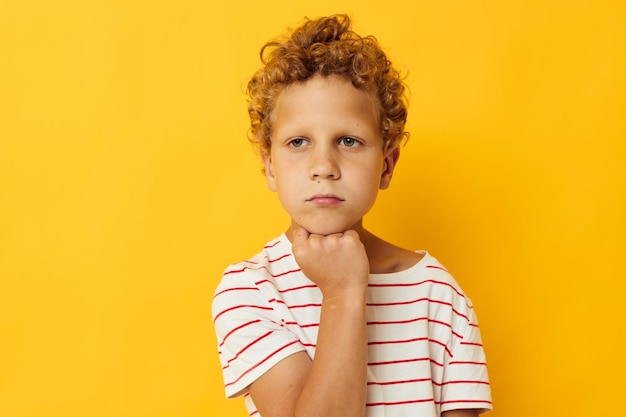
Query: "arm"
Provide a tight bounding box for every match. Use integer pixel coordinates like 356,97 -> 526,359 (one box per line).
249,228 -> 369,417
442,410 -> 479,417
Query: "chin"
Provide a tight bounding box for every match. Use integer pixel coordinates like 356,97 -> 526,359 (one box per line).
308,228 -> 345,236
300,221 -> 353,236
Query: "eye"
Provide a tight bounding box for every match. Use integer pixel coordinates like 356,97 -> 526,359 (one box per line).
339,136 -> 361,147
288,138 -> 308,148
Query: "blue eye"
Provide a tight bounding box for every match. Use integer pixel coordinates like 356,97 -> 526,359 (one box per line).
339,136 -> 360,147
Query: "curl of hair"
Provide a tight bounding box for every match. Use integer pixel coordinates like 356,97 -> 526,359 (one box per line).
247,14 -> 409,156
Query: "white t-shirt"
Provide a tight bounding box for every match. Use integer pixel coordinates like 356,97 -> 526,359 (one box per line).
212,234 -> 492,416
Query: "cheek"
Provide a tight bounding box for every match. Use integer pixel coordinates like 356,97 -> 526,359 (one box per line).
273,167 -> 301,200
352,167 -> 383,202
357,160 -> 385,186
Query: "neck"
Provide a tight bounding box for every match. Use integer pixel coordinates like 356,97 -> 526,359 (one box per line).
284,220 -> 380,252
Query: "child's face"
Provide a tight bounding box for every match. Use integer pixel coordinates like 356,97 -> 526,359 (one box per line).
262,74 -> 399,236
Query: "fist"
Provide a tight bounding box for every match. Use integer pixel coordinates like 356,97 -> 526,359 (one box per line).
291,226 -> 369,298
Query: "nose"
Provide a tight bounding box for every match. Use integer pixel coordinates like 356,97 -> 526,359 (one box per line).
309,146 -> 340,180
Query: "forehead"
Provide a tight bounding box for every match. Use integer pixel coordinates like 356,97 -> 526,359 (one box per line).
272,75 -> 380,133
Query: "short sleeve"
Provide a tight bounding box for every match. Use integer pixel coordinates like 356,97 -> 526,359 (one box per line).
212,273 -> 306,398
440,306 -> 493,413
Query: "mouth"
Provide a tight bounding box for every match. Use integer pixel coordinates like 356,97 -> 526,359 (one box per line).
306,194 -> 345,207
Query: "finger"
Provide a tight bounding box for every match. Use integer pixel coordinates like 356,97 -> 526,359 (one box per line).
291,225 -> 310,245
342,229 -> 360,240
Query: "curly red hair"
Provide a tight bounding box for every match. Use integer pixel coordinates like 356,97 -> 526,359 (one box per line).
247,14 -> 409,156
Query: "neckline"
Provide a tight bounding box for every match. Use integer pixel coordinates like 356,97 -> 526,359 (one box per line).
276,233 -> 430,279
368,250 -> 430,279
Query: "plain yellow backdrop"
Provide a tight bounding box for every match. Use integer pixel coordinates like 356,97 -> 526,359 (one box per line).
1,1 -> 624,416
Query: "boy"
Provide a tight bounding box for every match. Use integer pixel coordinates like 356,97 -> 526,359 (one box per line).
212,15 -> 492,417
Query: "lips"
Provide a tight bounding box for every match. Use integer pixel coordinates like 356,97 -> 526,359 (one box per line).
306,194 -> 345,207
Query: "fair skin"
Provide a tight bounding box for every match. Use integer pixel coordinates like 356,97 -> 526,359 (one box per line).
250,74 -> 477,417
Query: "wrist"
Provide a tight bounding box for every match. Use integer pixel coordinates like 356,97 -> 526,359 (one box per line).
321,286 -> 367,309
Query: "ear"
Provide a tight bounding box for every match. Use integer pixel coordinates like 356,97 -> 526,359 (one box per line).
261,153 -> 277,191
379,146 -> 400,190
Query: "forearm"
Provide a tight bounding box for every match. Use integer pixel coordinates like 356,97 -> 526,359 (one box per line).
295,291 -> 368,417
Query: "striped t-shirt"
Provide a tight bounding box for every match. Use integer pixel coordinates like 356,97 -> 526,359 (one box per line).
212,234 -> 492,416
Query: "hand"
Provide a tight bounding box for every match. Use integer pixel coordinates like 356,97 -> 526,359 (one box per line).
291,226 -> 370,299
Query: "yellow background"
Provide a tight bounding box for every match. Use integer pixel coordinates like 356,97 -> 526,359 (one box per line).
1,1 -> 624,416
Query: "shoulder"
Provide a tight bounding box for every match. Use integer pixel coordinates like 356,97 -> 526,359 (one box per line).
212,236 -> 285,301
419,252 -> 475,311
212,235 -> 300,319
369,250 -> 474,312
218,235 -> 292,285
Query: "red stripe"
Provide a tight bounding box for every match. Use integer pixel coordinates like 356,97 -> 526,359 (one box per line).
278,284 -> 318,293
368,357 -> 443,367
288,302 -> 322,309
367,298 -> 469,322
367,377 -> 431,386
223,266 -> 253,275
367,398 -> 434,407
219,319 -> 261,348
367,296 -> 433,307
253,280 -> 318,294
213,304 -> 273,323
367,317 -> 461,340
440,380 -> 490,386
227,331 -> 273,365
224,265 -> 301,278
367,336 -> 453,356
369,279 -> 465,299
224,340 -> 300,388
429,318 -> 454,329
253,279 -> 273,288
264,240 -> 281,249
449,360 -> 487,366
451,307 -> 469,321
429,338 -> 452,356
426,264 -> 448,272
368,336 -> 428,346
438,399 -> 493,405
213,286 -> 258,299
268,253 -> 291,262
368,316 -> 427,326
284,321 -> 319,328
369,357 -> 428,366
460,341 -> 483,347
